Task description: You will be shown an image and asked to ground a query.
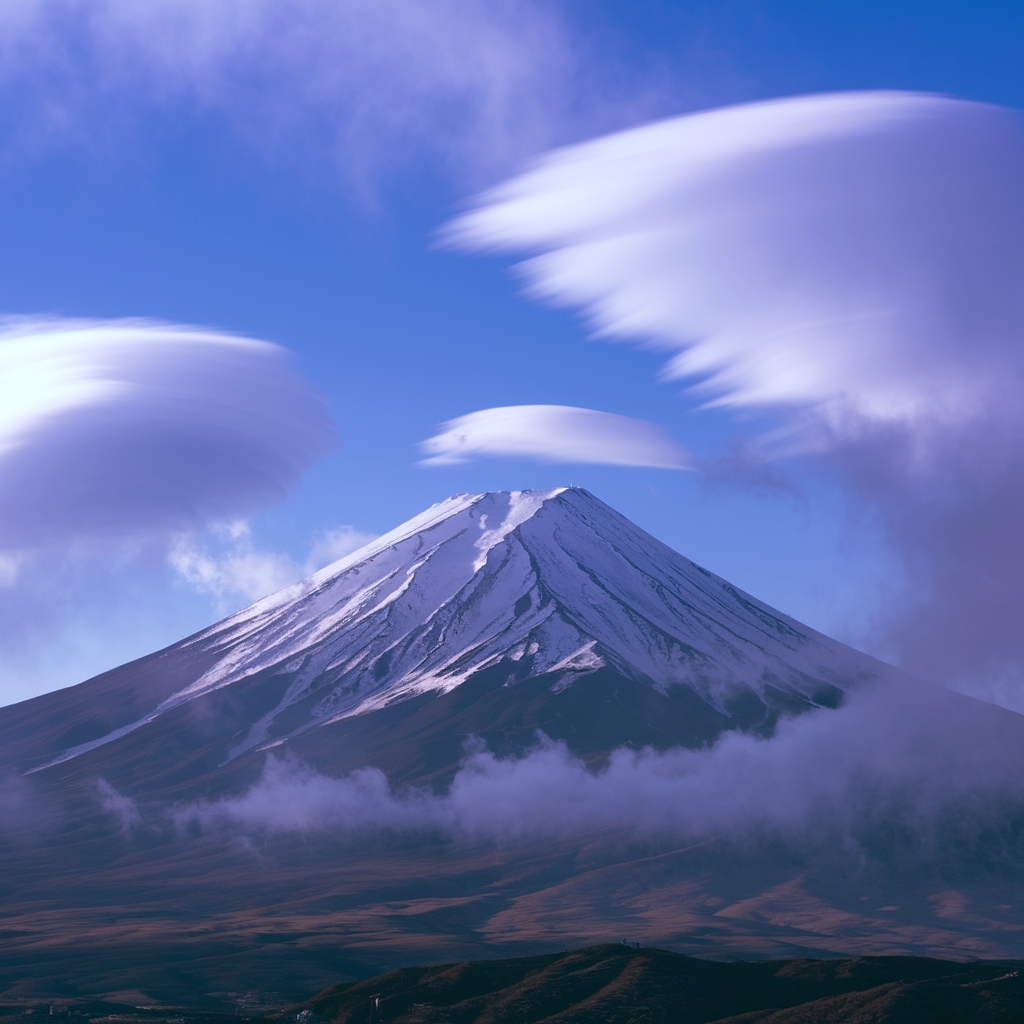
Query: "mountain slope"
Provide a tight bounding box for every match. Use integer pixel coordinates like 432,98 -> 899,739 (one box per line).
1,489 -> 1023,1001
3,488 -> 890,785
287,943 -> 1024,1024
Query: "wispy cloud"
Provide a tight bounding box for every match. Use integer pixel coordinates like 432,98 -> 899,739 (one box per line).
420,405 -> 691,469
0,317 -> 334,552
95,777 -> 141,835
0,520 -> 376,706
448,91 -> 1024,710
169,521 -> 377,607
0,0 -> 605,188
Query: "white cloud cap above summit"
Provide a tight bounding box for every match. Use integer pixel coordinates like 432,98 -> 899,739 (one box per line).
419,405 -> 691,469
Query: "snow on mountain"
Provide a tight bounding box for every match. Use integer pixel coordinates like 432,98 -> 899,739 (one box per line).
35,487 -> 890,771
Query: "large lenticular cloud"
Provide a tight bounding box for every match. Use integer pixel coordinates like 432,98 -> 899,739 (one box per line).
447,92 -> 1024,710
0,318 -> 334,549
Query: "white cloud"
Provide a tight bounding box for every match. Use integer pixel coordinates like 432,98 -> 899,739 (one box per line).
448,92 -> 1024,430
172,682 -> 1024,874
419,405 -> 691,469
170,521 -> 377,607
0,317 -> 334,552
447,92 -> 1024,709
0,519 -> 378,706
95,777 -> 141,835
0,0 -> 589,186
169,525 -> 299,606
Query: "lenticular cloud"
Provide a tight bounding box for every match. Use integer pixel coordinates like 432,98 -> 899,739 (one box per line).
0,318 -> 334,549
449,91 -> 1024,426
448,92 -> 1024,710
419,405 -> 691,469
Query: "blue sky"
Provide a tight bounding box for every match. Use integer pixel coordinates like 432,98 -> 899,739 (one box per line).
0,1 -> 1022,705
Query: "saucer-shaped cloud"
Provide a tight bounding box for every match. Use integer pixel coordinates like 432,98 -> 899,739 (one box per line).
448,91 -> 1024,433
0,318 -> 334,549
420,404 -> 690,469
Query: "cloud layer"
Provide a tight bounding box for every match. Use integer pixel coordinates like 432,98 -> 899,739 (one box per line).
0,318 -> 334,551
448,92 -> 1024,709
419,405 -> 691,469
173,683 -> 1024,874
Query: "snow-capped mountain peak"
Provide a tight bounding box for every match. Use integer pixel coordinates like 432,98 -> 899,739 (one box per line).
33,487 -> 889,771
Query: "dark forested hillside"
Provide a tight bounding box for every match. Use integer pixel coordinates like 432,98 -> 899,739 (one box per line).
285,943 -> 1023,1024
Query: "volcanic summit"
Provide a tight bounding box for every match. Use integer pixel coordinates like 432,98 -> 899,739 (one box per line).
6,487 -> 890,787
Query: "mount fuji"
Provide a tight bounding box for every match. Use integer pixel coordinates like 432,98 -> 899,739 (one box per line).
2,488 -> 1022,1003
4,487 -> 889,789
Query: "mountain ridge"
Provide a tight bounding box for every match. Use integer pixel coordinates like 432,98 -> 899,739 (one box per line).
283,943 -> 1024,1024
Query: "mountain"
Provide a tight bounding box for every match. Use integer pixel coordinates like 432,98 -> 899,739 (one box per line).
0,488 -> 1022,1004
2,487 -> 888,790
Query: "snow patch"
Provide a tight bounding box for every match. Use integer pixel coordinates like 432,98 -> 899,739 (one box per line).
472,487 -> 566,570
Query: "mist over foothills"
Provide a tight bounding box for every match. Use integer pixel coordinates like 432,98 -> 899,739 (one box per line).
160,685 -> 1024,874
